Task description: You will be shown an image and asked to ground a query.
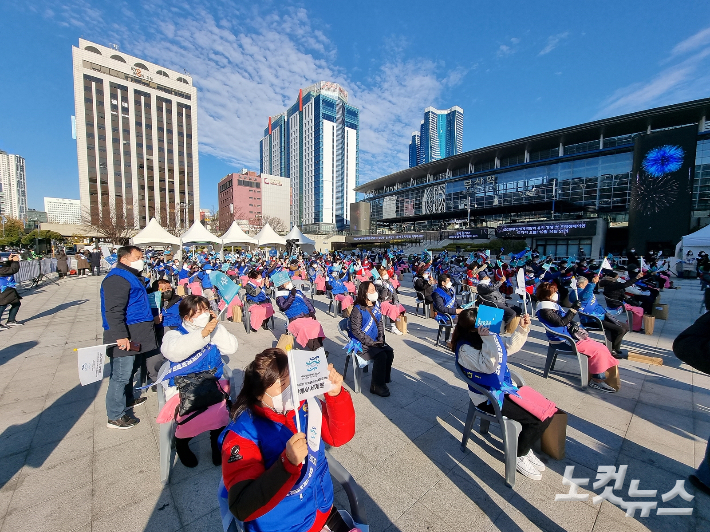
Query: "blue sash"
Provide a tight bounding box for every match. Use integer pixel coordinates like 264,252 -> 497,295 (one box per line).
455,335 -> 518,407
246,282 -> 268,303
283,291 -> 310,319
434,287 -> 456,309
358,304 -> 381,342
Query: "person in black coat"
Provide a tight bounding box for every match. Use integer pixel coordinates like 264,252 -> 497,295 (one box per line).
598,269 -> 643,305
0,254 -> 22,328
413,269 -> 435,304
101,246 -> 158,429
89,248 -> 103,276
349,281 -> 394,397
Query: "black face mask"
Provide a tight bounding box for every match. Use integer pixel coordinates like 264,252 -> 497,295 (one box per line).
162,290 -> 173,300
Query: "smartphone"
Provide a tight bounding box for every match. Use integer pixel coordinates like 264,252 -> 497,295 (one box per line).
128,341 -> 141,352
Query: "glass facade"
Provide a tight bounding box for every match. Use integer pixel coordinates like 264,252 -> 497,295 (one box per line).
414,107 -> 464,166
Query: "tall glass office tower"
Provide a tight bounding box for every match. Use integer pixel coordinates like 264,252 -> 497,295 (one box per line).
260,82 -> 359,233
409,106 -> 464,167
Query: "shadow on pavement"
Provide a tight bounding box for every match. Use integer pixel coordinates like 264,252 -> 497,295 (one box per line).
0,341 -> 39,366
0,382 -> 100,489
20,299 -> 89,323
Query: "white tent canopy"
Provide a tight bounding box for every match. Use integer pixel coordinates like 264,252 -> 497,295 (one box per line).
221,221 -> 256,246
131,218 -> 181,246
285,226 -> 316,245
254,223 -> 287,246
676,224 -> 710,257
181,221 -> 221,245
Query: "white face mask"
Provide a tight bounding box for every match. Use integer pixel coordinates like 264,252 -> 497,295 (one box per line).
382,275 -> 389,280
130,259 -> 145,271
191,311 -> 211,328
551,293 -> 559,302
445,282 -> 452,289
285,282 -> 293,290
367,292 -> 379,302
265,384 -> 294,414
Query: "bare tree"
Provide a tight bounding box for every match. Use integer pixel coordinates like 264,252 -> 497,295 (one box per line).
158,209 -> 184,237
261,215 -> 288,234
81,207 -> 135,245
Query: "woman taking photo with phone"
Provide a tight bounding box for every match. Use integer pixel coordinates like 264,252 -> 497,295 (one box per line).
220,348 -> 356,532
160,295 -> 238,467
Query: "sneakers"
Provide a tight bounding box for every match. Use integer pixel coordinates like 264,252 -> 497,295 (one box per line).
5,321 -> 21,327
126,396 -> 148,409
589,380 -> 616,393
370,384 -> 391,397
0,324 -> 8,331
107,414 -> 140,429
516,456 -> 542,480
390,325 -> 403,335
525,450 -> 545,471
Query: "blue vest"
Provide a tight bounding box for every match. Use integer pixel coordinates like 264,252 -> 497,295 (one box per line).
166,324 -> 224,386
284,291 -> 310,320
434,286 -> 456,309
101,267 -> 153,330
219,406 -> 333,532
162,301 -> 182,328
246,282 -> 268,303
0,274 -> 16,293
536,304 -> 576,342
328,274 -> 347,295
455,337 -> 517,407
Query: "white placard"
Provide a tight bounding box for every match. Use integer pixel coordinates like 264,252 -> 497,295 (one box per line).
289,348 -> 332,401
77,344 -> 112,385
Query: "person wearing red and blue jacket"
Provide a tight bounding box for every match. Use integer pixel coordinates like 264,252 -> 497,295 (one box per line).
221,348 -> 356,532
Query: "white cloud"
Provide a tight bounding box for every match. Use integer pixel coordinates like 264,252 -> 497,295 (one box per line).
42,0 -> 464,186
538,32 -> 569,56
597,40 -> 710,118
496,37 -> 521,58
670,26 -> 710,58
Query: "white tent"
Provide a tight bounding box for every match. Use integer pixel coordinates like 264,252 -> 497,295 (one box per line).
132,218 -> 181,246
675,224 -> 710,258
131,218 -> 182,260
221,221 -> 256,246
285,226 -> 316,246
181,221 -> 221,245
254,223 -> 287,246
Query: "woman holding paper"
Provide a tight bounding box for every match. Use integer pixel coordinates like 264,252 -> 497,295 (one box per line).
349,281 -> 395,397
221,348 -> 356,532
536,282 -> 619,393
245,270 -> 276,331
452,308 -> 554,480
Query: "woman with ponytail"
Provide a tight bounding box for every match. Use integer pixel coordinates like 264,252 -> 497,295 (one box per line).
220,349 -> 357,532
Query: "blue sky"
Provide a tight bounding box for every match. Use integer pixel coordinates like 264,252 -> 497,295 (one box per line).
2,1 -> 710,212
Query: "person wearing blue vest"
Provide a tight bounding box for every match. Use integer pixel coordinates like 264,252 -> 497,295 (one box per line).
245,269 -> 276,331
349,281 -> 395,397
100,246 -> 157,429
432,273 -> 462,323
452,309 -> 553,481
150,279 -> 183,344
0,253 -> 22,329
569,275 -> 629,358
220,348 -> 355,532
275,279 -> 325,351
535,282 -> 619,394
161,295 -> 238,467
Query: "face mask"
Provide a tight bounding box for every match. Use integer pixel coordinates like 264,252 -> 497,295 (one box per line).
423,274 -> 430,279
551,293 -> 559,302
367,292 -> 379,302
192,311 -> 211,328
130,259 -> 145,271
285,282 -> 293,290
445,282 -> 452,289
162,290 -> 173,300
265,384 -> 294,415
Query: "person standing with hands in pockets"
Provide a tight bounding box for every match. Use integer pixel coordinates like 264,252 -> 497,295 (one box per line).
220,348 -> 356,532
101,246 -> 159,429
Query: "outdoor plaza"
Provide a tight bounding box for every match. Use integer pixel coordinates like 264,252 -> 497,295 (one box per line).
0,273 -> 708,532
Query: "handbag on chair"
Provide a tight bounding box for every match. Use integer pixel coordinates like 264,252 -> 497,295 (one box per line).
174,367 -> 228,421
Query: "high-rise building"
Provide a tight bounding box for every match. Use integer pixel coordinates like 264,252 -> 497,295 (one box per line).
0,150 -> 28,221
72,39 -> 199,230
411,106 -> 464,167
44,197 -> 82,225
217,170 -> 290,234
260,81 -> 359,233
409,132 -> 420,168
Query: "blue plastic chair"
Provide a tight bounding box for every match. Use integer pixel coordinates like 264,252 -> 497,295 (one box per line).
339,318 -> 371,394
435,313 -> 454,347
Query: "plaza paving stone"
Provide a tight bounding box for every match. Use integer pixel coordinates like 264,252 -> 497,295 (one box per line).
0,272 -> 707,531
